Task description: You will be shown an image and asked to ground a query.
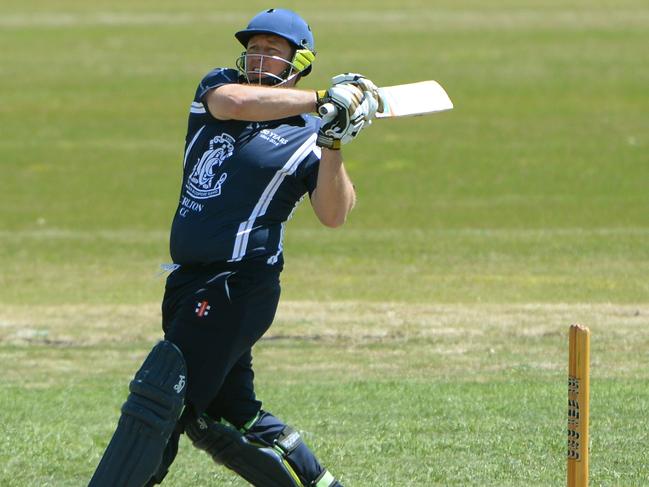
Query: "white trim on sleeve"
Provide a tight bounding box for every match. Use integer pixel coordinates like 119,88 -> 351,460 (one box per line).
190,101 -> 207,114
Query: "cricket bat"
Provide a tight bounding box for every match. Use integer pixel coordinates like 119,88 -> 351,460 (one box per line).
318,80 -> 453,121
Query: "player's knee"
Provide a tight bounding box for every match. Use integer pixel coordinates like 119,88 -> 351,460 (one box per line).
122,340 -> 187,434
185,413 -> 242,465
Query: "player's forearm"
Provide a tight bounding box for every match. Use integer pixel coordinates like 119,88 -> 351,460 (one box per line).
310,149 -> 356,228
206,84 -> 317,121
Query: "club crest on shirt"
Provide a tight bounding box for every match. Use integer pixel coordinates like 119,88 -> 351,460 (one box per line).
186,133 -> 235,199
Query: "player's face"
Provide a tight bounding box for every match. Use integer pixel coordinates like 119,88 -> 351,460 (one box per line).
244,34 -> 295,85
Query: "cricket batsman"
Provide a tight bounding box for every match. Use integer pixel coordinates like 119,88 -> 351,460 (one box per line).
88,8 -> 381,487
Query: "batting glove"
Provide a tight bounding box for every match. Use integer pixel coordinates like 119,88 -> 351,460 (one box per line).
315,84 -> 368,149
331,72 -> 384,118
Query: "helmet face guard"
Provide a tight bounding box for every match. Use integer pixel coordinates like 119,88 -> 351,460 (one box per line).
236,52 -> 300,86
235,9 -> 315,84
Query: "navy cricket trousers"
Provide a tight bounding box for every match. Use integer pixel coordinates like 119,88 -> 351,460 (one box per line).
156,261 -> 329,486
161,260 -> 281,427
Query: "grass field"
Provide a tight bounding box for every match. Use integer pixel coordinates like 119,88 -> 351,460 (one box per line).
1,0 -> 648,485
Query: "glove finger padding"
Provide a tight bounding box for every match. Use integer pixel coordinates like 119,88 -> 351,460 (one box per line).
338,92 -> 375,145
316,92 -> 377,149
316,84 -> 363,149
316,83 -> 381,149
363,91 -> 379,122
331,72 -> 377,90
331,72 -> 384,115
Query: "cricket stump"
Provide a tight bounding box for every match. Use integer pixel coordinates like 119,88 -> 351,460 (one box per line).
567,324 -> 590,487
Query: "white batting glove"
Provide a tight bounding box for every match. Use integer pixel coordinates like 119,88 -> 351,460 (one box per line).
316,84 -> 369,149
331,73 -> 384,118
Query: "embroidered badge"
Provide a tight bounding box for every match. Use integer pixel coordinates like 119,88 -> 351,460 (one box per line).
186,133 -> 235,199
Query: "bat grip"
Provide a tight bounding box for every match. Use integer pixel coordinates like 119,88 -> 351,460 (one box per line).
318,103 -> 337,124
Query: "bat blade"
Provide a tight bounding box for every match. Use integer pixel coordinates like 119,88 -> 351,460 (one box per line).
376,80 -> 453,118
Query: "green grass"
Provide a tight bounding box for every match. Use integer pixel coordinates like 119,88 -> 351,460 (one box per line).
1,0 -> 648,485
1,303 -> 649,484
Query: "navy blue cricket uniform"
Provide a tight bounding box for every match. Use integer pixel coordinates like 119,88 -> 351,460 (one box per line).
169,67 -> 321,267
162,68 -> 321,428
89,7 -> 347,485
158,69 -> 329,484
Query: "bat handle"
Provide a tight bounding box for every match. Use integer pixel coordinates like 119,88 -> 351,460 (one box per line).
318,103 -> 337,124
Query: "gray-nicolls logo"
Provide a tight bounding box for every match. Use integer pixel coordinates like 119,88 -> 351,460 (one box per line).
186,133 -> 235,199
197,417 -> 208,430
173,374 -> 186,394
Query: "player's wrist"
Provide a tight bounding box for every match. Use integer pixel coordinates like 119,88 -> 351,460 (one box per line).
314,89 -> 327,114
316,132 -> 341,150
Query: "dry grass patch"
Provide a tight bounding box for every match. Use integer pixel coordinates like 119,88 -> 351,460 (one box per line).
1,302 -> 647,382
1,300 -> 647,345
0,303 -> 161,346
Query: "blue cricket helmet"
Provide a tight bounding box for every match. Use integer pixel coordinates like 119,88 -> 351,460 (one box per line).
235,8 -> 315,76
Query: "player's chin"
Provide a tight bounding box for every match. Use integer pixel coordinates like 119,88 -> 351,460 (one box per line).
245,72 -> 265,84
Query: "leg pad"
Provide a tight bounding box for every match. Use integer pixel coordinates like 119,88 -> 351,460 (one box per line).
89,341 -> 187,487
186,411 -> 343,487
186,414 -> 302,487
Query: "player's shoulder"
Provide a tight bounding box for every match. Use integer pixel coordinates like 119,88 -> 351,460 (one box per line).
201,67 -> 239,84
195,67 -> 240,101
